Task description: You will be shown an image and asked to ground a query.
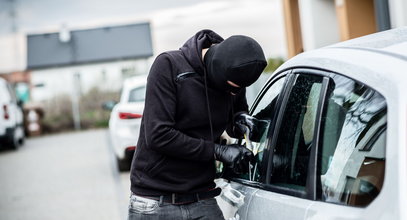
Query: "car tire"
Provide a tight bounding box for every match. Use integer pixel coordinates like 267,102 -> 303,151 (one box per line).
8,129 -> 19,150
8,125 -> 25,150
117,156 -> 131,172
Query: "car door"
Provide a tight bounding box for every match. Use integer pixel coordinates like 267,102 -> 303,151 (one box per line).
245,71 -> 329,220
217,72 -> 290,220
219,70 -> 329,219
220,68 -> 388,220
220,69 -> 330,219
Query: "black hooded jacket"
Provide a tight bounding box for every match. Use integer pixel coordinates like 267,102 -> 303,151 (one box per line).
130,30 -> 248,196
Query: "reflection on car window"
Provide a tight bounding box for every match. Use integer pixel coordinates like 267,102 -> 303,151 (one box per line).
319,74 -> 386,207
128,86 -> 146,102
238,76 -> 286,182
270,74 -> 323,190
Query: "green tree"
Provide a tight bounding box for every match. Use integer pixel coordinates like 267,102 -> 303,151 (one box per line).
264,57 -> 285,73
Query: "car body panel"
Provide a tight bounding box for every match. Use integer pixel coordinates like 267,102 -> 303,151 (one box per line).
246,188 -> 313,220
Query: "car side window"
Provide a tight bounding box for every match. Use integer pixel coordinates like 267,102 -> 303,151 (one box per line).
319,74 -> 386,207
270,74 -> 324,190
128,86 -> 146,102
7,84 -> 17,103
237,75 -> 286,182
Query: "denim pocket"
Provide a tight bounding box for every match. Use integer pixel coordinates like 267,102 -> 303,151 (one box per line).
129,195 -> 159,214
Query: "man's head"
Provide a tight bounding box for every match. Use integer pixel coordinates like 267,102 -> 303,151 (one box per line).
204,35 -> 267,95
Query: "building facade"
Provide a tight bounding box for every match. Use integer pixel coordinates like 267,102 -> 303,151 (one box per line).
283,0 -> 407,58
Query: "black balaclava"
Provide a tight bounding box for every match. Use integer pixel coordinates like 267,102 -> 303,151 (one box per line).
204,35 -> 267,94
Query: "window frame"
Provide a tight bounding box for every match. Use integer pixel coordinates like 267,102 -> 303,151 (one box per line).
228,67 -> 387,205
265,69 -> 330,199
230,68 -> 332,199
229,70 -> 291,189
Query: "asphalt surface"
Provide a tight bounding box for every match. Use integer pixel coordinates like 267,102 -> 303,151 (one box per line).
0,129 -> 131,220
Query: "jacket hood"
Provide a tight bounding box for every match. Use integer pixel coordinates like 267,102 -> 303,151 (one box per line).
180,29 -> 224,75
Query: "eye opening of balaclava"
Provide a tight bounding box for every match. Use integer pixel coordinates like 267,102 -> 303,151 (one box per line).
204,35 -> 267,94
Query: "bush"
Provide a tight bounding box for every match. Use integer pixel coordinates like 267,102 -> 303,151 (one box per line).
40,87 -> 119,133
264,57 -> 285,74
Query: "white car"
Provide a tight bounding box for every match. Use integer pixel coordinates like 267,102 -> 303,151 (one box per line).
107,75 -> 147,171
217,27 -> 407,220
0,78 -> 25,149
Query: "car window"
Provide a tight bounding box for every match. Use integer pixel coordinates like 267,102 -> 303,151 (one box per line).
237,75 -> 286,182
7,84 -> 17,103
270,74 -> 324,191
128,86 -> 146,102
319,74 -> 386,207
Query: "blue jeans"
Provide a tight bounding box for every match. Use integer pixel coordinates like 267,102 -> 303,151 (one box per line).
127,194 -> 225,220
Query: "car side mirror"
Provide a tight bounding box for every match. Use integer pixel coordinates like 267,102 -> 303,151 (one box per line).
102,100 -> 117,111
17,99 -> 24,108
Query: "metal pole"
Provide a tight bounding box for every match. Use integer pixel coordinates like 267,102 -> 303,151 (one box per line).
72,72 -> 81,130
374,0 -> 391,31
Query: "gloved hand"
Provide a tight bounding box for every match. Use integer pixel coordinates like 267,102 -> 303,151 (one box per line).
234,113 -> 255,137
214,144 -> 254,174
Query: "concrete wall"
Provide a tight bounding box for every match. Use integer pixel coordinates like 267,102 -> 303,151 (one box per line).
298,0 -> 340,51
389,0 -> 407,28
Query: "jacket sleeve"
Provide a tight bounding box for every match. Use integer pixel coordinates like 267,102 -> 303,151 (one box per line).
142,53 -> 214,161
226,88 -> 249,138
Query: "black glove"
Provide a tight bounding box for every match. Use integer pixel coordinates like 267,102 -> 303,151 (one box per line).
214,144 -> 254,174
234,113 -> 255,137
235,113 -> 270,142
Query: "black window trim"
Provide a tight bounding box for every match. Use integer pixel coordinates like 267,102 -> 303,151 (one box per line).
305,76 -> 330,200
256,72 -> 294,183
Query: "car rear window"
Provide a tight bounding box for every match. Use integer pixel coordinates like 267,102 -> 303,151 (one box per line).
319,74 -> 386,207
128,86 -> 146,102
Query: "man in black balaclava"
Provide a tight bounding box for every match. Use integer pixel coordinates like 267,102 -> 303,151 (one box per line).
128,30 -> 267,220
205,35 -> 267,95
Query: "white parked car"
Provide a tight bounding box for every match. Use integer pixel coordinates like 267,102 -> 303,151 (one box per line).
0,78 -> 25,149
218,27 -> 407,220
106,75 -> 147,171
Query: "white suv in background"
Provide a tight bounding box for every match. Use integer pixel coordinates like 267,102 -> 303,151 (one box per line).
0,78 -> 25,149
106,75 -> 147,171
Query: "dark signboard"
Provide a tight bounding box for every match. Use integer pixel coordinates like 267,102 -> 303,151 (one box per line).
27,22 -> 153,69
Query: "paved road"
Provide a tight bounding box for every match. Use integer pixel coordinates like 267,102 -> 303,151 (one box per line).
0,129 -> 131,220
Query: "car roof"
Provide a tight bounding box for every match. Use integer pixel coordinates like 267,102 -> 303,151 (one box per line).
123,74 -> 147,88
327,27 -> 407,60
275,27 -> 407,97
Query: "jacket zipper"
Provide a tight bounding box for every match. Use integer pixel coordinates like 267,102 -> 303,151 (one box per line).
176,72 -> 199,81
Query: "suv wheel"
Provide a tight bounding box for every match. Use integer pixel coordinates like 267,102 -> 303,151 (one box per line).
9,125 -> 24,150
117,156 -> 131,172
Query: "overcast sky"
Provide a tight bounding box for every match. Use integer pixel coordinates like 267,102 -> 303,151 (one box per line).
0,0 -> 287,72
